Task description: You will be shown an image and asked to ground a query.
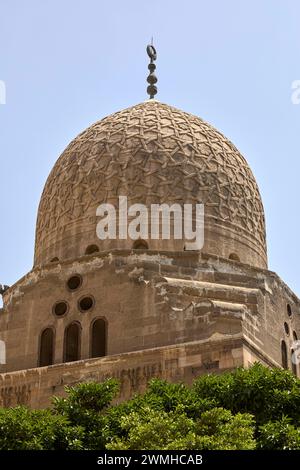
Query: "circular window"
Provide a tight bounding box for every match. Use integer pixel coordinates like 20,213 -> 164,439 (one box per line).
293,331 -> 298,341
284,322 -> 290,335
78,296 -> 94,312
53,301 -> 68,317
67,275 -> 82,291
287,304 -> 292,317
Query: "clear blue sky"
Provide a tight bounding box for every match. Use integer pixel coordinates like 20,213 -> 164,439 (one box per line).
0,0 -> 300,297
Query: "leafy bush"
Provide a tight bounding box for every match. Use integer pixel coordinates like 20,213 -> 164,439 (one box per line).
107,406 -> 255,450
0,406 -> 83,450
258,417 -> 300,450
53,379 -> 119,450
193,363 -> 300,426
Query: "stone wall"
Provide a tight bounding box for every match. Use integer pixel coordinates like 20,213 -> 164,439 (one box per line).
0,250 -> 299,400
0,336 -> 245,409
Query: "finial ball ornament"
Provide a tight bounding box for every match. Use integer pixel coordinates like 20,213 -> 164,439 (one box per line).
146,43 -> 157,99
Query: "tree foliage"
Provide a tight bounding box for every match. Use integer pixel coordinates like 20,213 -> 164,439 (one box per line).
107,406 -> 255,450
0,364 -> 300,450
0,407 -> 83,450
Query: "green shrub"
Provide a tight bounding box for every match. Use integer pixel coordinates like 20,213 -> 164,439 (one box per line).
107,406 -> 255,450
258,417 -> 300,450
0,406 -> 83,450
193,363 -> 300,426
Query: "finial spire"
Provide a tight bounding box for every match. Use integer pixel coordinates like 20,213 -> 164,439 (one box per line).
146,41 -> 157,99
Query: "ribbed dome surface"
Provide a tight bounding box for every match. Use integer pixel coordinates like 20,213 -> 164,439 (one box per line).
35,100 -> 267,268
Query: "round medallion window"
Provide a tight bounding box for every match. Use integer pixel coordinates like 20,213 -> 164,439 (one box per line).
53,301 -> 68,317
78,296 -> 94,312
67,275 -> 82,291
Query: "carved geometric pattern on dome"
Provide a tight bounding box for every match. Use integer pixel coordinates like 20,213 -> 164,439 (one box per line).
35,101 -> 266,259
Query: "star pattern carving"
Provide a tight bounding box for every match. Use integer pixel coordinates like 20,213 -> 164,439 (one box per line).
35,101 -> 266,264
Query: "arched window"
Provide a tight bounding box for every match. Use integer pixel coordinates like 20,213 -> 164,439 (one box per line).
229,253 -> 240,262
39,328 -> 54,367
284,322 -> 290,335
91,318 -> 107,358
281,340 -> 288,370
291,349 -> 297,376
64,322 -> 81,363
293,331 -> 298,341
85,245 -> 99,255
133,239 -> 148,250
0,340 -> 6,365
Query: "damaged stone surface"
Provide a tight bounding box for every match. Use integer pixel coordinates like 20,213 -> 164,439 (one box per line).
0,336 -> 245,409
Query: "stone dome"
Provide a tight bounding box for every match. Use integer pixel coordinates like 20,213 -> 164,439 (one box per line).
34,100 -> 267,268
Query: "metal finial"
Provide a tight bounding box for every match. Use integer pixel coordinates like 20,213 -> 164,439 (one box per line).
146,42 -> 157,99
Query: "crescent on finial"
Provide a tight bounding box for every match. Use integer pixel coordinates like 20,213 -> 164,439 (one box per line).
147,44 -> 157,61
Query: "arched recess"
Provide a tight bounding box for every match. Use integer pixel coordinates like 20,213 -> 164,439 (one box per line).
291,349 -> 297,376
0,340 -> 6,365
281,340 -> 288,370
39,327 -> 54,367
132,239 -> 149,250
90,318 -> 107,358
85,245 -> 99,255
229,253 -> 240,262
64,322 -> 81,363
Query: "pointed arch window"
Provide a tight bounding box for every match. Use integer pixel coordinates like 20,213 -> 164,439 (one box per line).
64,322 -> 81,363
281,340 -> 288,370
39,328 -> 54,367
91,318 -> 107,358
